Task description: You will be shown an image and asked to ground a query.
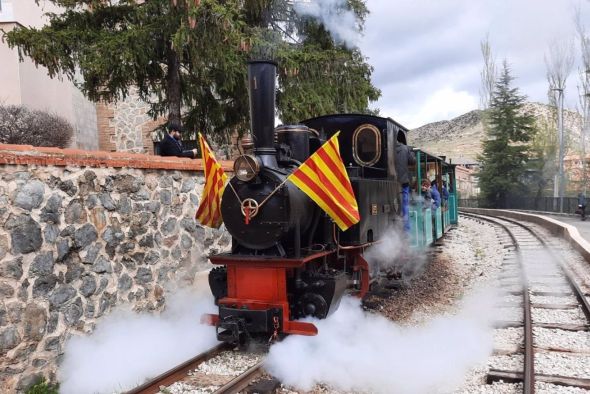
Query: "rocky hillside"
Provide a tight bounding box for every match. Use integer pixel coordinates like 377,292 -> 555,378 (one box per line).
408,103 -> 584,164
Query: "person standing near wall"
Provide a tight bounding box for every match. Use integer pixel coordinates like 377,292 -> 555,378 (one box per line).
395,143 -> 416,232
578,192 -> 587,221
159,123 -> 198,158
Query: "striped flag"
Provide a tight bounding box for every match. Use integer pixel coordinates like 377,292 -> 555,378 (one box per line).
195,133 -> 227,228
288,131 -> 360,231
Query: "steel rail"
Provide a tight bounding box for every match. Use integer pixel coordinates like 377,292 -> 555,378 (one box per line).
213,360 -> 264,394
460,212 -> 535,394
125,342 -> 233,394
464,211 -> 590,391
469,212 -> 590,390
489,214 -> 590,324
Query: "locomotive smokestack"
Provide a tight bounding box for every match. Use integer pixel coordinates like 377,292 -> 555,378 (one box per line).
248,60 -> 277,167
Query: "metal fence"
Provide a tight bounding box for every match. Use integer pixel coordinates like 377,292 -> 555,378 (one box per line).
458,197 -> 581,214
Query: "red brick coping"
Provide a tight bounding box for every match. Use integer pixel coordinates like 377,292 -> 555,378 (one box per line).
0,144 -> 234,172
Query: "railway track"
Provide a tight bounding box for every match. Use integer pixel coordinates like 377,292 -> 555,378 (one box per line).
125,342 -> 265,394
461,212 -> 590,393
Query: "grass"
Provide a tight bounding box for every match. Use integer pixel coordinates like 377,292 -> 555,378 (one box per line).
25,378 -> 59,394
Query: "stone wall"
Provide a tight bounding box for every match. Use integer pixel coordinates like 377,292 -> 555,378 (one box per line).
95,89 -> 244,159
110,91 -> 160,153
96,89 -> 165,154
0,144 -> 234,392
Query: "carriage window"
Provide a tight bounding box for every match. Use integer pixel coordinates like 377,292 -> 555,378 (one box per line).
353,124 -> 381,167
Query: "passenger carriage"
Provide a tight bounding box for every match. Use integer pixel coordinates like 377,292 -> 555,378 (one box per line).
407,148 -> 458,249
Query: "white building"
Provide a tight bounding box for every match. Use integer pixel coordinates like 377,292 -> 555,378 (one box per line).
0,0 -> 99,150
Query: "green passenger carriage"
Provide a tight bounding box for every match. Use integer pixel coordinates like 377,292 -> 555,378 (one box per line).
407,149 -> 458,250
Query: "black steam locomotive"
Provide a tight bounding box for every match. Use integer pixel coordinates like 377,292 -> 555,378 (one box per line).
204,60 -> 454,345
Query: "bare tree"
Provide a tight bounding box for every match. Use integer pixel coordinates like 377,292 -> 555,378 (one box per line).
545,40 -> 575,96
479,34 -> 497,110
545,39 -> 575,211
575,5 -> 590,194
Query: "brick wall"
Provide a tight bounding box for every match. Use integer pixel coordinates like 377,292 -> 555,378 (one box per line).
0,144 -> 233,172
141,118 -> 166,155
96,102 -> 116,153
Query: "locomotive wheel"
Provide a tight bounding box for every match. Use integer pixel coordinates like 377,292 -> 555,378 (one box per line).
208,266 -> 227,305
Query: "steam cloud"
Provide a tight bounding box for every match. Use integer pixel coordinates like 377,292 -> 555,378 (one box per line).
265,292 -> 495,393
293,0 -> 360,48
363,225 -> 428,282
58,288 -> 219,394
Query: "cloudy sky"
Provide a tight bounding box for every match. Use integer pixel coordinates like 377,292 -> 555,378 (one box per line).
357,0 -> 590,128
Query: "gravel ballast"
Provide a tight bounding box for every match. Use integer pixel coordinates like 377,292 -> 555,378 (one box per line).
533,327 -> 590,352
162,214 -> 590,394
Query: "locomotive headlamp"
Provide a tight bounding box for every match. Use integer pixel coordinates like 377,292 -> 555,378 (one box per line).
234,154 -> 260,182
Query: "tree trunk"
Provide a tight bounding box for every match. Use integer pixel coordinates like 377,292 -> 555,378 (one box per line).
166,45 -> 182,128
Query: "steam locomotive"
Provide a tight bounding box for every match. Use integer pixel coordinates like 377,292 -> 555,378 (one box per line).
204,61 -> 458,345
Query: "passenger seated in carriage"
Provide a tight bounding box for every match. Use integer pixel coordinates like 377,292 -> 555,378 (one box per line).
430,180 -> 441,210
421,180 -> 432,208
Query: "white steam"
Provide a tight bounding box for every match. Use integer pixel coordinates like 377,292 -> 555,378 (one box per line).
363,225 -> 427,281
58,288 -> 219,394
265,291 -> 495,393
293,0 -> 360,48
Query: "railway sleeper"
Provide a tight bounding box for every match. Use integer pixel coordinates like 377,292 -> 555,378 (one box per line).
486,369 -> 590,390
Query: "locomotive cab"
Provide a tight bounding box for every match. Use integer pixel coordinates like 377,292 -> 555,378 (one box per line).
301,114 -> 404,246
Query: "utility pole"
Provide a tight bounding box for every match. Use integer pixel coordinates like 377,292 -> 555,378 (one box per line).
553,87 -> 565,213
584,68 -> 590,196
584,99 -> 588,197
545,40 -> 573,212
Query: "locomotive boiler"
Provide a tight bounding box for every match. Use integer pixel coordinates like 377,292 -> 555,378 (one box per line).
204,60 -> 457,345
220,62 -> 316,255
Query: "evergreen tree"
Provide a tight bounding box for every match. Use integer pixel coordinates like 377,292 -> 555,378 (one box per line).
477,62 -> 536,208
4,0 -> 379,141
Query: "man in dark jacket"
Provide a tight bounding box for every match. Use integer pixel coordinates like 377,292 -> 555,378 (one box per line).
578,192 -> 586,220
442,181 -> 449,207
159,123 -> 197,158
431,180 -> 441,210
395,143 -> 416,232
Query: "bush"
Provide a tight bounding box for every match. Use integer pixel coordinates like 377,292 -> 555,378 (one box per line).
0,105 -> 73,148
25,378 -> 59,394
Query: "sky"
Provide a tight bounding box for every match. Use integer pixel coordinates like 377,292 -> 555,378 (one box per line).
357,0 -> 590,128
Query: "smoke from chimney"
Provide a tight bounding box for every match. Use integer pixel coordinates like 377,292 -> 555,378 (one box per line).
293,0 -> 361,48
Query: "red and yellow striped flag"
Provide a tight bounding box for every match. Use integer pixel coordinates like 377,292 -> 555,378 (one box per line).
195,133 -> 227,228
288,131 -> 360,231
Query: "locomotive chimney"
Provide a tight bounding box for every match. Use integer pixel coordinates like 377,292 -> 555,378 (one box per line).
248,60 -> 277,167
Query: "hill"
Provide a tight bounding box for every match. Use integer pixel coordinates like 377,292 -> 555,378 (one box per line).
407,103 -> 584,164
